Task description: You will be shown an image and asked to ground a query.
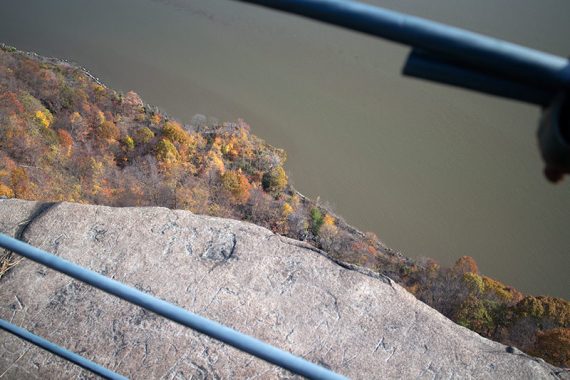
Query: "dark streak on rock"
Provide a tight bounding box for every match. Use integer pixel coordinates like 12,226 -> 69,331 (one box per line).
278,235 -> 395,286
201,232 -> 237,262
16,202 -> 58,243
0,202 -> 58,282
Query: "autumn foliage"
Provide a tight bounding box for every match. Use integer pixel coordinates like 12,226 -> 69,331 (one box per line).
0,44 -> 567,367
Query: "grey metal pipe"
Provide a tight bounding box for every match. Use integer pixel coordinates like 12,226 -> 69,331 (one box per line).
0,234 -> 347,380
234,0 -> 570,90
0,319 -> 127,380
403,49 -> 555,106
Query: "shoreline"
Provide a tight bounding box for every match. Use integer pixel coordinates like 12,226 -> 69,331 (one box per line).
1,43 -> 567,367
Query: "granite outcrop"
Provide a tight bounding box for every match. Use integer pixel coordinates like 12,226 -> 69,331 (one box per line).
0,199 -> 566,379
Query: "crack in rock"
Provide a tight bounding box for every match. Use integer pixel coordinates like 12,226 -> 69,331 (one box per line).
88,225 -> 107,243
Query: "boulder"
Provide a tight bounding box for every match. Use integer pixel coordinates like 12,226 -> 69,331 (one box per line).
0,199 -> 566,379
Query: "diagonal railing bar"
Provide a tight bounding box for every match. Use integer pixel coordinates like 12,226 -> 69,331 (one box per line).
230,0 -> 570,179
0,233 -> 347,380
0,319 -> 127,380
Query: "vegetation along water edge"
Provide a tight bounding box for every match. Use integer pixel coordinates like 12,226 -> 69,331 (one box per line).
0,43 -> 568,367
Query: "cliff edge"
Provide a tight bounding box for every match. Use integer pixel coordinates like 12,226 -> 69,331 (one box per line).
0,199 -> 566,379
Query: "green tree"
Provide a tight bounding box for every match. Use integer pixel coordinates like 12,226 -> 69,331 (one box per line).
155,138 -> 179,163
310,207 -> 324,236
134,127 -> 155,144
122,135 -> 135,151
262,166 -> 288,195
163,121 -> 190,146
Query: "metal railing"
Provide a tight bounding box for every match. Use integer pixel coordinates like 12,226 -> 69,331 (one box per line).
233,0 -> 570,180
2,1 -> 568,378
0,233 -> 346,380
233,0 -> 569,98
0,319 -> 127,380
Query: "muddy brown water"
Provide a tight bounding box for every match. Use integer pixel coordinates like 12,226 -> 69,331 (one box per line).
1,0 -> 568,298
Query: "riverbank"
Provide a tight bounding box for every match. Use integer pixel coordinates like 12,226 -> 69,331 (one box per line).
0,44 -> 568,367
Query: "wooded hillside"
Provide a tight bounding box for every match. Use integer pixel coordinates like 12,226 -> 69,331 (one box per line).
0,44 -> 567,367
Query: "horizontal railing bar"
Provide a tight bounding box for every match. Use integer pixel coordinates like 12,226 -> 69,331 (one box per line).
0,233 -> 347,380
0,318 -> 127,380
233,0 -> 570,90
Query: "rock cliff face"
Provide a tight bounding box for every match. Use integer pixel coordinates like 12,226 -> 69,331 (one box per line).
0,199 -> 566,379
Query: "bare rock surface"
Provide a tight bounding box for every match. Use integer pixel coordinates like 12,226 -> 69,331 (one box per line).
0,199 -> 566,379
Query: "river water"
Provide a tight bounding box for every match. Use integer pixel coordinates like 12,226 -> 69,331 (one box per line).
1,0 -> 568,298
